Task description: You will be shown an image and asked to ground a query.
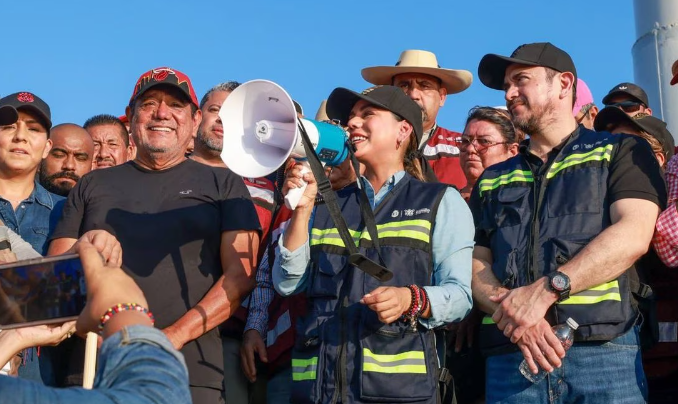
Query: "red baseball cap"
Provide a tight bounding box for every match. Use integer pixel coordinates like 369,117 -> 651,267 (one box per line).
671,60 -> 678,86
129,67 -> 199,108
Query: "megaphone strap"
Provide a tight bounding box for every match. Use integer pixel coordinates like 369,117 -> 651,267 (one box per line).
296,121 -> 393,283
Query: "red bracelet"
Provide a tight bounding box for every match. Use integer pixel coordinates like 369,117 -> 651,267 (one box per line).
99,303 -> 155,334
403,285 -> 424,330
419,287 -> 430,315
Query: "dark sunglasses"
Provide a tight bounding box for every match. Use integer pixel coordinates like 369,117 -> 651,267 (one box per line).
607,101 -> 645,114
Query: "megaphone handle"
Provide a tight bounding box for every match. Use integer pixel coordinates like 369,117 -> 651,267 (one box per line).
284,164 -> 310,210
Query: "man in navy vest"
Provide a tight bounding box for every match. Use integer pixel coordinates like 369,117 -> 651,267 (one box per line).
470,42 -> 666,403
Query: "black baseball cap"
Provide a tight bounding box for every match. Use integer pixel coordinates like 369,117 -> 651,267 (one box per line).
326,85 -> 423,144
594,106 -> 674,160
601,83 -> 649,107
478,42 -> 577,90
0,92 -> 52,129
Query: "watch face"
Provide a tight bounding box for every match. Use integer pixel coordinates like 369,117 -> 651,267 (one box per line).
552,274 -> 569,291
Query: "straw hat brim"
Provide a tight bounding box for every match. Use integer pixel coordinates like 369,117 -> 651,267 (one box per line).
361,66 -> 473,94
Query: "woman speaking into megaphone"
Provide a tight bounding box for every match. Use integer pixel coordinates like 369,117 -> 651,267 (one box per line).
272,85 -> 475,404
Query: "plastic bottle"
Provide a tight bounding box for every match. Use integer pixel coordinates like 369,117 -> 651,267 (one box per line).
519,317 -> 579,384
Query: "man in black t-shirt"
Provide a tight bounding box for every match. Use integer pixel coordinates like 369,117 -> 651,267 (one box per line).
49,67 -> 261,404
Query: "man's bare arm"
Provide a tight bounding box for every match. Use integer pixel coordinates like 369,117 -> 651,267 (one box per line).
47,238 -> 78,256
471,246 -> 508,314
493,198 -> 660,342
559,198 -> 658,293
163,230 -> 259,350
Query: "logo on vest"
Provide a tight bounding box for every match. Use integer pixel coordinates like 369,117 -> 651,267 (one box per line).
391,210 -> 400,218
572,145 -> 579,151
404,209 -> 415,217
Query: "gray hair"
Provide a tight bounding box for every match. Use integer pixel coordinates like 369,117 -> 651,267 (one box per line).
199,81 -> 241,109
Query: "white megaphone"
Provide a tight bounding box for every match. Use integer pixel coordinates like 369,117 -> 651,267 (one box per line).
219,80 -> 350,209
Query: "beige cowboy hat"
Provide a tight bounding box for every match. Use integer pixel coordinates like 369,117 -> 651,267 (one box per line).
315,99 -> 330,121
361,50 -> 473,94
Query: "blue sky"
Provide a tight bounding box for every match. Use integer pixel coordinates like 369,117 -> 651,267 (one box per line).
0,0 -> 636,132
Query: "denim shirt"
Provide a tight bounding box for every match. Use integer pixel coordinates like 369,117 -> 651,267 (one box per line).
1,326 -> 191,404
0,181 -> 65,255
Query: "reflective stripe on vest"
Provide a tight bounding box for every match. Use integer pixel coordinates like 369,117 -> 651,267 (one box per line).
362,348 -> 427,374
310,219 -> 432,248
266,309 -> 291,348
546,144 -> 614,179
558,280 -> 621,305
479,281 -> 621,316
479,170 -> 533,196
482,316 -> 495,325
292,357 -> 318,381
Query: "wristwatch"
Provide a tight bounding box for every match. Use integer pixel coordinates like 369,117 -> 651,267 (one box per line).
547,271 -> 571,303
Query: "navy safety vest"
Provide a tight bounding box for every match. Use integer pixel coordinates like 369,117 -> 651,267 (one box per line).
291,174 -> 448,404
476,127 -> 639,353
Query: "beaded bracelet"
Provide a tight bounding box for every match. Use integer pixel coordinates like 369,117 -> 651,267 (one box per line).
99,303 -> 155,334
403,285 -> 423,330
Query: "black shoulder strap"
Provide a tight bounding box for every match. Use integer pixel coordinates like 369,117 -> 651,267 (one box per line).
297,121 -> 392,282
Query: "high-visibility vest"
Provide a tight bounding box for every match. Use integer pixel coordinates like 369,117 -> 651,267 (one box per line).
475,127 -> 648,353
291,174 -> 448,404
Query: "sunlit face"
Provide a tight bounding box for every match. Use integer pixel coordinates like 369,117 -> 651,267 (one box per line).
393,73 -> 446,128
87,124 -> 131,169
460,119 -> 516,184
346,100 -> 407,164
504,65 -> 558,135
39,126 -> 94,195
130,86 -> 201,161
197,90 -> 230,153
0,110 -> 51,175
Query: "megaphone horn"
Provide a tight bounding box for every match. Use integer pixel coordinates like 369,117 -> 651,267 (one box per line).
219,80 -> 350,209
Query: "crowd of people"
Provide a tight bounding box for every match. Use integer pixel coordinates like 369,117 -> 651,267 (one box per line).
0,40 -> 677,404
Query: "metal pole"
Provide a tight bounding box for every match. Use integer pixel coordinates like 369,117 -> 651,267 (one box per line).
633,0 -> 678,140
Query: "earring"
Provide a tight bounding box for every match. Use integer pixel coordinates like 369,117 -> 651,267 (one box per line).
396,140 -> 402,150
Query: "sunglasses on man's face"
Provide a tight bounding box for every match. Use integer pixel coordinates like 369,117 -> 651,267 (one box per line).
607,101 -> 645,114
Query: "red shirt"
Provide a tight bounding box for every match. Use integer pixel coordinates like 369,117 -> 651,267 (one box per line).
421,125 -> 467,189
653,155 -> 678,267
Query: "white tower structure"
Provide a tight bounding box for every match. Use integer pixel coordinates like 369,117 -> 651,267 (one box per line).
633,0 -> 678,140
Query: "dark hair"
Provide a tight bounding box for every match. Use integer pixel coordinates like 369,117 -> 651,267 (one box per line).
200,81 -> 241,109
465,106 -> 525,146
83,114 -> 130,147
544,67 -> 577,108
391,113 -> 425,181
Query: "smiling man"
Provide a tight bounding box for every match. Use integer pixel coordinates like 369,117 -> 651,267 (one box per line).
48,67 -> 261,404
39,123 -> 94,196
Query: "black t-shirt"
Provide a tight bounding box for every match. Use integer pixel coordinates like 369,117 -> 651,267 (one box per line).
50,159 -> 260,389
470,132 -> 667,248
